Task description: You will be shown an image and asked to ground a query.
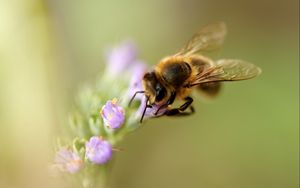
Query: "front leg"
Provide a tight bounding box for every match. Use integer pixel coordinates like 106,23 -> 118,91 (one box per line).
165,96 -> 194,116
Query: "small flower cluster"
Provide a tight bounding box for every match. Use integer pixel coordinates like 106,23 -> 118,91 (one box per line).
54,147 -> 83,173
53,41 -> 161,188
101,98 -> 125,129
85,136 -> 112,164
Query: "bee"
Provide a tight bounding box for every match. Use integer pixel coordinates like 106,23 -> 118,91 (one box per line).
129,22 -> 261,122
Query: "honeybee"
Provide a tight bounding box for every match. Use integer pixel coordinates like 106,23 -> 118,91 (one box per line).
130,22 -> 261,122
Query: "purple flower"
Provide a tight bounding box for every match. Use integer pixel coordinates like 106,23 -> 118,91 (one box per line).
106,41 -> 138,75
101,98 -> 125,129
127,62 -> 147,101
54,148 -> 83,173
85,136 -> 112,164
136,96 -> 167,119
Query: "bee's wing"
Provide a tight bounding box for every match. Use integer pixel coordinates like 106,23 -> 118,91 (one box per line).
187,59 -> 262,86
176,22 -> 227,56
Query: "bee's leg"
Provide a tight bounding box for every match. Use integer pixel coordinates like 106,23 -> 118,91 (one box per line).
165,96 -> 194,116
190,105 -> 195,113
128,90 -> 145,107
140,96 -> 152,123
154,92 -> 176,115
179,97 -> 194,111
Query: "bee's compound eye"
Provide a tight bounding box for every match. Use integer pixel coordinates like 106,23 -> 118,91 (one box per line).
155,87 -> 166,102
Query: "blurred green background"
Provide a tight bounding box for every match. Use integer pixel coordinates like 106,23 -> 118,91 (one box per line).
0,0 -> 298,188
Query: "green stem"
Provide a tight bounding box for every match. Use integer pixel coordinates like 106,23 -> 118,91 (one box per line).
81,163 -> 110,188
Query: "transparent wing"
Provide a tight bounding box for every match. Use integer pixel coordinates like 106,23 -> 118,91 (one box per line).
176,22 -> 227,56
187,59 -> 262,87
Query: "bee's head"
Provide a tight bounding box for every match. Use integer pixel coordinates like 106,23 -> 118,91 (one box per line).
142,71 -> 167,104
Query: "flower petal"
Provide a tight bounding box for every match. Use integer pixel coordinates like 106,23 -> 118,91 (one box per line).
101,99 -> 125,129
85,136 -> 112,164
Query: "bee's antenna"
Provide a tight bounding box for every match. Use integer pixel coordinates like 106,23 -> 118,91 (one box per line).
129,91 -> 145,107
140,96 -> 150,123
